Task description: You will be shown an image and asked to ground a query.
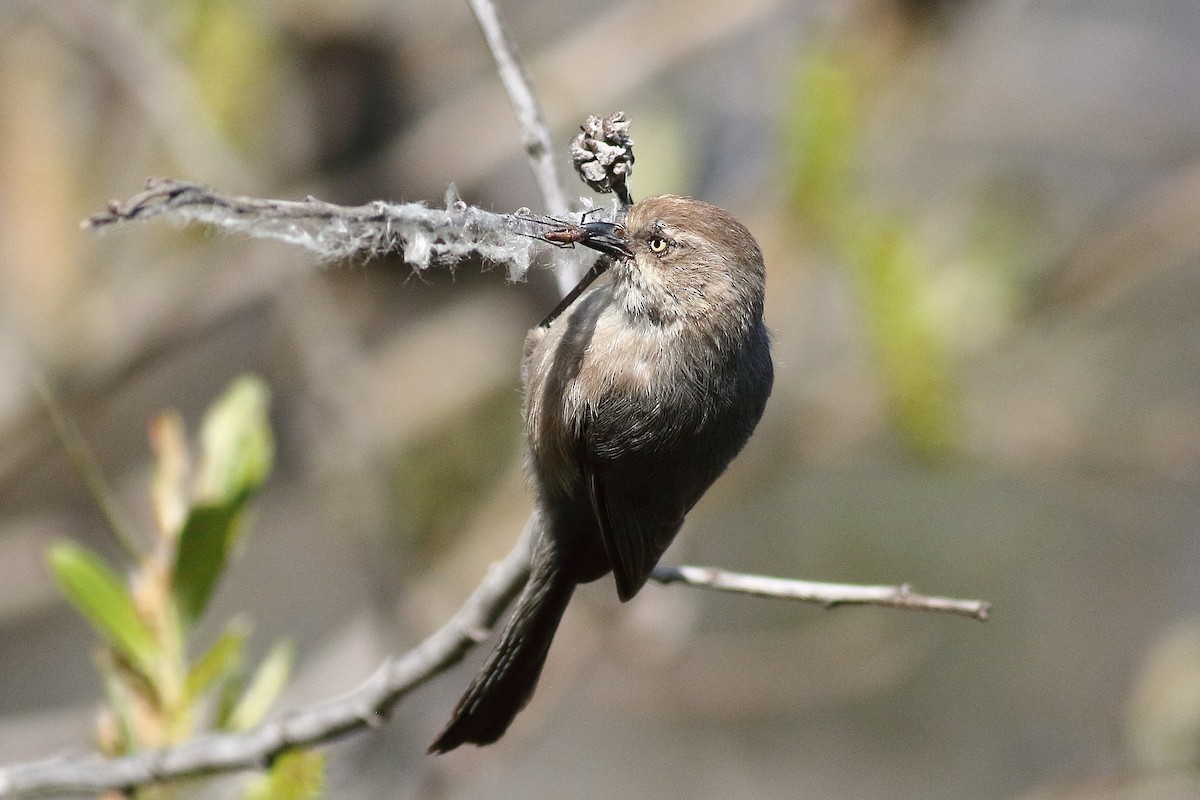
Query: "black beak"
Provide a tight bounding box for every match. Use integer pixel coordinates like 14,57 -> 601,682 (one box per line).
578,221 -> 633,260
537,220 -> 631,329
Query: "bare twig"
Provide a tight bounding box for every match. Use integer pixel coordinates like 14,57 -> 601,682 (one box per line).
386,0 -> 789,201
84,177 -> 605,279
466,0 -> 576,291
651,565 -> 991,621
466,0 -> 568,214
0,530 -> 988,797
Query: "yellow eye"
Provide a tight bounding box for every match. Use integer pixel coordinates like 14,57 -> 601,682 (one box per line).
648,236 -> 669,253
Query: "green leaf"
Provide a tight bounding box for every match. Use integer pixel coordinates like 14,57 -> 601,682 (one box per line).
186,618 -> 250,702
196,375 -> 273,507
244,749 -> 325,800
172,376 -> 274,629
214,667 -> 246,731
47,542 -> 158,677
172,501 -> 242,629
228,640 -> 294,731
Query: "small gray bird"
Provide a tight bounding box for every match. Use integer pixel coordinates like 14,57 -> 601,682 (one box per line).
430,195 -> 773,752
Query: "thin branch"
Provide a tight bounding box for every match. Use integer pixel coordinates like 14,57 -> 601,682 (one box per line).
33,376 -> 143,560
84,178 -> 605,280
384,0 -> 789,202
466,0 -> 578,294
466,0 -> 570,218
0,523 -> 989,797
651,565 -> 991,621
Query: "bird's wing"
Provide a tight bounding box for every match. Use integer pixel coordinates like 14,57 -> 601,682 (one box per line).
584,463 -> 666,601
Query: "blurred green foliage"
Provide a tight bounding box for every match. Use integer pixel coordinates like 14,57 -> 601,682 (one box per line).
46,376 -> 323,799
244,748 -> 326,800
784,45 -> 958,461
49,543 -> 161,679
176,0 -> 282,153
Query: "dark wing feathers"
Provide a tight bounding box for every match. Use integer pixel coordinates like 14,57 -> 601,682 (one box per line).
584,462 -> 685,602
580,398 -> 689,602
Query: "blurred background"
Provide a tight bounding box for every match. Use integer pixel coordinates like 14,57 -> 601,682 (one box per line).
2,0 -> 1200,798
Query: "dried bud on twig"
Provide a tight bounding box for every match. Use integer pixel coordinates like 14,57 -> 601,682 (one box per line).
570,112 -> 635,207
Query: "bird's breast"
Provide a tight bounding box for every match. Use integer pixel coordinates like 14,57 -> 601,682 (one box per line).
523,285 -> 746,501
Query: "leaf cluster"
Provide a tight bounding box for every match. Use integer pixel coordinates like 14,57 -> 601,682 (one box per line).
47,376 -> 322,799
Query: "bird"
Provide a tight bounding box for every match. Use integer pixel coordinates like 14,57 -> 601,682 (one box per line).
429,195 -> 774,753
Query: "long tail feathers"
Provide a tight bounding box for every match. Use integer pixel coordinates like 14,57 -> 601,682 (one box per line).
429,547 -> 575,753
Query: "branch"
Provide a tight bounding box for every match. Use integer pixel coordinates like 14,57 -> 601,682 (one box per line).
466,0 -> 586,297
84,177 -> 607,280
651,565 -> 991,621
467,0 -> 569,219
0,524 -> 536,799
465,5 -> 639,294
0,523 -> 989,797
1037,156 -> 1200,313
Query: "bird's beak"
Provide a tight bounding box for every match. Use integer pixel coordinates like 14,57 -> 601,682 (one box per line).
578,221 -> 634,260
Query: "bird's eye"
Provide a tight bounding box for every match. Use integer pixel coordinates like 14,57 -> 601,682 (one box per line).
648,236 -> 669,253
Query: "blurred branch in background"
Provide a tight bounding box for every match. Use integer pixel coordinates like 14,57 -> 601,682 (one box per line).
1039,157 -> 1200,313
32,0 -> 252,185
34,378 -> 141,560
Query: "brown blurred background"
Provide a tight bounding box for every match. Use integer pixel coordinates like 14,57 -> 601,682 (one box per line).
2,0 -> 1200,798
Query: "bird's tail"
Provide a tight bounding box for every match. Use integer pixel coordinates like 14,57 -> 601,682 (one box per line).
429,531 -> 576,753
